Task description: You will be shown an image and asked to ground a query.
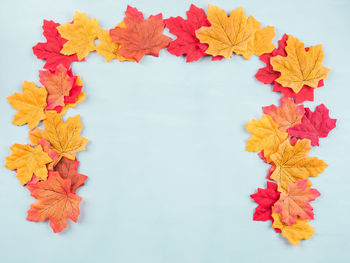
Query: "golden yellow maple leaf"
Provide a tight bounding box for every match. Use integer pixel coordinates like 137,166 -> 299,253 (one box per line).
270,35 -> 330,94
195,5 -> 274,59
7,81 -> 47,130
272,212 -> 315,245
243,16 -> 276,59
5,144 -> 52,185
270,139 -> 328,192
29,111 -> 89,161
245,114 -> 288,163
96,28 -> 133,62
58,11 -> 99,60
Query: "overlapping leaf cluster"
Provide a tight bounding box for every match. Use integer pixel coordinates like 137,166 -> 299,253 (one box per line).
5,4 -> 336,243
7,40 -> 88,232
248,97 -> 336,245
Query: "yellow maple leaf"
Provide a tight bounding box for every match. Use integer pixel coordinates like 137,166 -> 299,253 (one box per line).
29,111 -> 89,161
270,139 -> 328,192
7,81 -> 47,130
195,5 -> 274,59
244,16 -> 276,59
245,114 -> 288,163
96,28 -> 133,62
270,35 -> 330,94
57,11 -> 99,60
272,212 -> 315,245
5,144 -> 52,185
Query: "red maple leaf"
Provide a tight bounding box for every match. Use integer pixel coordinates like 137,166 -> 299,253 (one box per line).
110,6 -> 171,62
255,34 -> 324,103
32,20 -> 80,70
250,182 -> 280,221
54,157 -> 87,194
27,172 -> 82,233
165,4 -> 223,62
288,104 -> 337,146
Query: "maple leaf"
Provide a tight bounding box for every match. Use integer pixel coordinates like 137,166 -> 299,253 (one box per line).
270,139 -> 327,192
250,182 -> 280,221
257,151 -> 276,180
27,172 -> 82,233
60,92 -> 86,116
29,111 -> 89,161
37,139 -> 59,170
39,64 -> 74,110
272,212 -> 315,245
62,69 -> 81,104
5,144 -> 52,185
96,28 -> 133,62
32,20 -> 80,70
262,97 -> 305,132
195,5 -> 275,59
255,34 -> 324,103
288,104 -> 336,146
7,81 -> 47,130
54,157 -> 87,193
245,114 -> 288,163
165,4 -> 210,62
274,180 -> 320,225
243,16 -> 276,60
57,11 -> 99,60
270,35 -> 330,94
55,76 -> 85,115
110,6 -> 171,62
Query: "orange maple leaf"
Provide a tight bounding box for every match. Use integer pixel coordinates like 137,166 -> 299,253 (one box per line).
39,64 -> 74,110
263,97 -> 305,132
274,180 -> 320,225
110,6 -> 171,62
54,157 -> 87,193
27,172 -> 82,233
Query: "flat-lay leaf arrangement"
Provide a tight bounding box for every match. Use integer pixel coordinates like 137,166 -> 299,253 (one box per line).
5,4 -> 336,245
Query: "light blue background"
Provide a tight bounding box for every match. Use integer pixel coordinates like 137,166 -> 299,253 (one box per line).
0,0 -> 349,262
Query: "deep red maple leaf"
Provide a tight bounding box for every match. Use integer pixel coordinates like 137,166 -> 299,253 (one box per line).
110,6 -> 171,62
54,157 -> 87,193
288,104 -> 337,146
250,182 -> 280,221
32,20 -> 80,70
255,34 -> 324,103
165,4 -> 223,62
165,4 -> 210,62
